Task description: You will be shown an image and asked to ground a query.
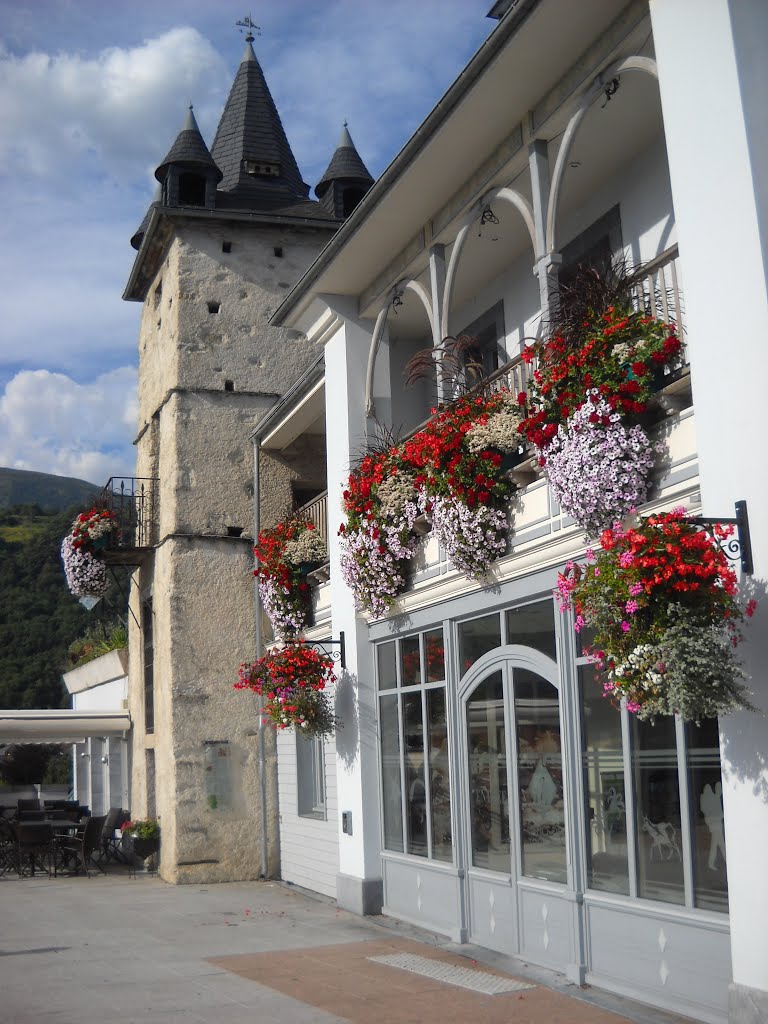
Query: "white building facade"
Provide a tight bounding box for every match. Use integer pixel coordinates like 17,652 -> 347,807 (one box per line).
262,3 -> 768,1023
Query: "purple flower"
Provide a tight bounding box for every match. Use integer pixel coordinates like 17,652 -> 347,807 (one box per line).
625,599 -> 639,614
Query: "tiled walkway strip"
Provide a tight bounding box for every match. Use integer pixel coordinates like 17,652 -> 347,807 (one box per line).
368,952 -> 536,996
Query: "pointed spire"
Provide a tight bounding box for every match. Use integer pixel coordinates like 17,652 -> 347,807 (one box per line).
154,106 -> 222,183
210,43 -> 308,204
315,122 -> 373,219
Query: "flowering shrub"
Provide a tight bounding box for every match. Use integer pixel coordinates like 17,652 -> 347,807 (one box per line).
339,392 -> 516,613
61,508 -> 119,599
235,644 -> 337,736
70,508 -> 120,552
253,519 -> 327,639
519,306 -> 682,451
556,508 -> 755,720
544,392 -> 660,535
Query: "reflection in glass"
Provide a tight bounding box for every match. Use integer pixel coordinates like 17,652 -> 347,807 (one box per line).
467,672 -> 510,871
506,601 -> 557,660
515,669 -> 567,883
580,665 -> 629,894
377,641 -> 397,691
424,628 -> 445,682
633,716 -> 684,905
379,695 -> 403,852
401,636 -> 421,686
403,692 -> 427,857
459,614 -> 501,674
426,688 -> 452,861
688,718 -> 728,913
577,625 -> 596,658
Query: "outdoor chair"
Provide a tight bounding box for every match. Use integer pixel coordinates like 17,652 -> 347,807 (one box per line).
0,818 -> 19,876
16,799 -> 42,816
99,808 -> 131,865
56,815 -> 106,878
15,822 -> 54,877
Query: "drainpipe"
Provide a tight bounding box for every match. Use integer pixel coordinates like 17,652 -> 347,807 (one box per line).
253,440 -> 269,879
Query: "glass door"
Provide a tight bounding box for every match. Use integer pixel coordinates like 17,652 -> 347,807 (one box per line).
462,649 -> 563,955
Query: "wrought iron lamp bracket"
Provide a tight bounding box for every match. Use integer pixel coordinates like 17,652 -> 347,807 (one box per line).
293,632 -> 346,670
689,499 -> 753,575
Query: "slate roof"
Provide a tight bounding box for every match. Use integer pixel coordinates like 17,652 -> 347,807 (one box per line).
210,39 -> 308,204
155,107 -> 222,183
316,123 -> 374,198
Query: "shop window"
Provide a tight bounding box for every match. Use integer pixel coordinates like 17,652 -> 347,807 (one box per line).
297,733 -> 326,819
632,715 -> 684,905
458,613 -> 502,673
515,668 -> 567,884
377,628 -> 452,862
578,654 -> 728,912
506,600 -> 557,660
581,663 -> 630,894
688,718 -> 728,912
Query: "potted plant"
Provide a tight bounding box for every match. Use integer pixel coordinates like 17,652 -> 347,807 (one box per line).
120,818 -> 160,861
555,507 -> 755,720
235,644 -> 338,737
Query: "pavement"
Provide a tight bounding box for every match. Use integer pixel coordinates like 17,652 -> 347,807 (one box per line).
0,869 -> 695,1024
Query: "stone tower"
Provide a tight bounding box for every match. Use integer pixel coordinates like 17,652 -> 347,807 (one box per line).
315,122 -> 374,219
122,36 -> 343,883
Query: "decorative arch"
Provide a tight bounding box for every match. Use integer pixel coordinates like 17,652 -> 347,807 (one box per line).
442,187 -> 537,340
364,278 -> 436,418
458,643 -> 560,701
545,55 -> 659,255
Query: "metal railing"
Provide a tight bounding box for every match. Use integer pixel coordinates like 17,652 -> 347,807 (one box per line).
98,477 -> 158,549
295,490 -> 329,550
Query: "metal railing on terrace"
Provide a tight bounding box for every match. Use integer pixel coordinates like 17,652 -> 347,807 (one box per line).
98,477 -> 159,563
295,490 -> 329,550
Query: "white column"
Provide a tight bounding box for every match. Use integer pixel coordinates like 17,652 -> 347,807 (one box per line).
325,313 -> 384,915
651,3 -> 768,1020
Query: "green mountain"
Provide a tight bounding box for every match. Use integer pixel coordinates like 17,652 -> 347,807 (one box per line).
0,504 -> 128,710
0,468 -> 100,511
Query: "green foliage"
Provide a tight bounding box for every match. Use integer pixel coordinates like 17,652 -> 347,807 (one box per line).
0,504 -> 129,710
122,818 -> 160,840
67,620 -> 128,670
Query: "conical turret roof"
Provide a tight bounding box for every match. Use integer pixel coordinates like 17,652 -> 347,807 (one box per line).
155,106 -> 222,183
315,122 -> 373,198
210,39 -> 308,204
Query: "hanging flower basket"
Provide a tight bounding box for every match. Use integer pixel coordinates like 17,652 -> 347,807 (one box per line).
61,508 -> 120,600
339,390 -> 518,614
253,518 -> 327,640
555,507 -> 755,720
235,644 -> 338,737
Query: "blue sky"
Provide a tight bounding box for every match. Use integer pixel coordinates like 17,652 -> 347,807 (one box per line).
0,1 -> 495,484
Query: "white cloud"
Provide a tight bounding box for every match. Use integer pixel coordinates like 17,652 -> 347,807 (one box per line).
0,27 -> 228,185
0,367 -> 138,483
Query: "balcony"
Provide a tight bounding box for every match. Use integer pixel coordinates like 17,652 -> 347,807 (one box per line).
97,477 -> 159,565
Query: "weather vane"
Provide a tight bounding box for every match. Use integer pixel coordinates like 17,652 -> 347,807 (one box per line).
236,14 -> 261,43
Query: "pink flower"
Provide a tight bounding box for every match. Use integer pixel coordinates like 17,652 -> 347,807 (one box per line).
625,599 -> 639,614
621,620 -> 631,632
619,552 -> 634,568
629,582 -> 643,596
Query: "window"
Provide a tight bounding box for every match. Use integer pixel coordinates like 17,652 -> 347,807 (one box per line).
297,734 -> 326,818
377,629 -> 452,862
559,205 -> 622,290
178,172 -> 206,206
457,301 -> 506,382
579,657 -> 728,912
142,598 -> 154,734
207,301 -> 220,314
222,241 -> 232,253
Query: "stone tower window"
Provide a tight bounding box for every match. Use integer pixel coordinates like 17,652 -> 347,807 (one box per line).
207,302 -> 221,314
153,281 -> 162,309
342,186 -> 366,217
222,241 -> 232,253
178,172 -> 206,206
273,246 -> 283,258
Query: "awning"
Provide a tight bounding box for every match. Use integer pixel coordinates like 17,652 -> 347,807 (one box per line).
0,710 -> 131,744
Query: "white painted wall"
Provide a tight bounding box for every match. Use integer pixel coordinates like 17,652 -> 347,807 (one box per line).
651,0 -> 768,1004
276,727 -> 339,898
324,315 -> 383,898
72,678 -> 127,712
